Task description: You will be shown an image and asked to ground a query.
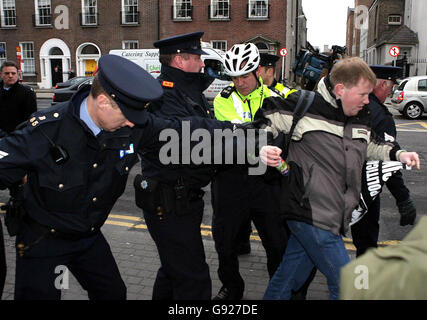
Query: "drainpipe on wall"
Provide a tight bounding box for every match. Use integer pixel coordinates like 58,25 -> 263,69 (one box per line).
157,0 -> 160,41
293,0 -> 299,82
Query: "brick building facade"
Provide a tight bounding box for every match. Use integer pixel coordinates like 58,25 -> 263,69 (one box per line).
160,1 -> 287,52
159,0 -> 289,81
0,0 -> 290,88
0,0 -> 159,88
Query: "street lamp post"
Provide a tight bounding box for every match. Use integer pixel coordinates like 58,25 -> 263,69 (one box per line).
294,0 -> 299,82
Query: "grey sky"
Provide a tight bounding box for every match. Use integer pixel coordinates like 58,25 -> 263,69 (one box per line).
302,0 -> 355,49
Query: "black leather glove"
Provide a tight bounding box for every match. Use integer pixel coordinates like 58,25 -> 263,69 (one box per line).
397,198 -> 417,226
233,118 -> 267,130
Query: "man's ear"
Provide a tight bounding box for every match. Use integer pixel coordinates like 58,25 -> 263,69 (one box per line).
256,66 -> 261,77
334,83 -> 345,99
96,94 -> 110,110
383,79 -> 392,89
171,55 -> 183,69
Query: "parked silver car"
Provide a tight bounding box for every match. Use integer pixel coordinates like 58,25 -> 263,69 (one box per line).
391,76 -> 427,119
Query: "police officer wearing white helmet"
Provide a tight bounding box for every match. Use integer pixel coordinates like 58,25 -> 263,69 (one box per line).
211,43 -> 288,300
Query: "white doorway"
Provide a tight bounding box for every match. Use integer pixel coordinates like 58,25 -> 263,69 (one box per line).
38,38 -> 71,89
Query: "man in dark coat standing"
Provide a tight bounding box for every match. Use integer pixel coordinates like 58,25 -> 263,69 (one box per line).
0,61 -> 37,133
0,60 -> 37,299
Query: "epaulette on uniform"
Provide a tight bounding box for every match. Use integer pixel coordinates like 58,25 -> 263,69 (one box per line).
161,80 -> 175,89
220,85 -> 236,98
27,109 -> 63,131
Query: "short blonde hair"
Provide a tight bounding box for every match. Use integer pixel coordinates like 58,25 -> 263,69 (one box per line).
329,57 -> 376,88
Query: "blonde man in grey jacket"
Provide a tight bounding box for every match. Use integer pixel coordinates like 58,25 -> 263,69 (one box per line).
259,57 -> 420,300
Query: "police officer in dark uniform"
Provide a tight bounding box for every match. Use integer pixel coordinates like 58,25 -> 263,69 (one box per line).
258,53 -> 293,97
0,54 -> 165,300
137,31 -> 217,300
351,65 -> 417,257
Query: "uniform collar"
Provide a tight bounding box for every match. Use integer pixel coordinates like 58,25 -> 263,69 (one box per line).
270,78 -> 278,89
79,97 -> 102,136
369,92 -> 382,105
161,65 -> 213,91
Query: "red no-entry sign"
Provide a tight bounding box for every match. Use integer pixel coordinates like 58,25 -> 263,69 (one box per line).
389,46 -> 400,57
280,48 -> 288,57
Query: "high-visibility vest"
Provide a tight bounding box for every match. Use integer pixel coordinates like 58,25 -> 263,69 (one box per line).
271,79 -> 296,98
214,79 -> 283,123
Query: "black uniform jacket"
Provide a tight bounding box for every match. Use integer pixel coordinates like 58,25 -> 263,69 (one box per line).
368,93 -> 409,202
368,93 -> 398,145
0,81 -> 37,133
139,65 -> 220,189
0,87 -> 148,234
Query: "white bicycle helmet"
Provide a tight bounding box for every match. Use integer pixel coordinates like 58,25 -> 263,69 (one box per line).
224,43 -> 260,77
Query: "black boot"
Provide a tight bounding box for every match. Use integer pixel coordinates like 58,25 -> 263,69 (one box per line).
213,286 -> 243,300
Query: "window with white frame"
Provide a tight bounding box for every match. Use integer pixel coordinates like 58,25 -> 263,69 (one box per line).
122,40 -> 139,49
174,0 -> 192,20
35,0 -> 51,26
82,0 -> 97,25
210,0 -> 229,19
211,40 -> 227,52
248,0 -> 268,19
388,15 -> 401,25
122,0 -> 138,24
20,42 -> 35,74
1,0 -> 16,27
0,43 -> 6,65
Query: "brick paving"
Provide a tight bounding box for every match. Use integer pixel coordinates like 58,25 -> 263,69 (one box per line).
1,217 -> 358,300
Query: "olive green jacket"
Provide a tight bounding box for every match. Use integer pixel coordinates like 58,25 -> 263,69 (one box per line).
340,216 -> 427,299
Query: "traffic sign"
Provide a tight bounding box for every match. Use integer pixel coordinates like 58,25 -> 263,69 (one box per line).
389,46 -> 400,57
279,48 -> 288,57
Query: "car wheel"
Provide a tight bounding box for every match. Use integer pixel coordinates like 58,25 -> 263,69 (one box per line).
403,102 -> 423,119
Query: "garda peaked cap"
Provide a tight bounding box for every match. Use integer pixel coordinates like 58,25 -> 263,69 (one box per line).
154,31 -> 208,55
97,54 -> 163,125
370,65 -> 403,84
260,53 -> 280,67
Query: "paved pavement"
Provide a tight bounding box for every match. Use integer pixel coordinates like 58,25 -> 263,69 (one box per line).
35,89 -> 53,99
1,206 -> 362,300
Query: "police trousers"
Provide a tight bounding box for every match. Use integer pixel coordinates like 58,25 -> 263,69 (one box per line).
211,167 -> 287,295
14,222 -> 126,300
143,196 -> 211,300
351,172 -> 409,257
0,219 -> 6,299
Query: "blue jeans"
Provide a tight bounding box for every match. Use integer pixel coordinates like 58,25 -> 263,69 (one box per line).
263,220 -> 350,300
